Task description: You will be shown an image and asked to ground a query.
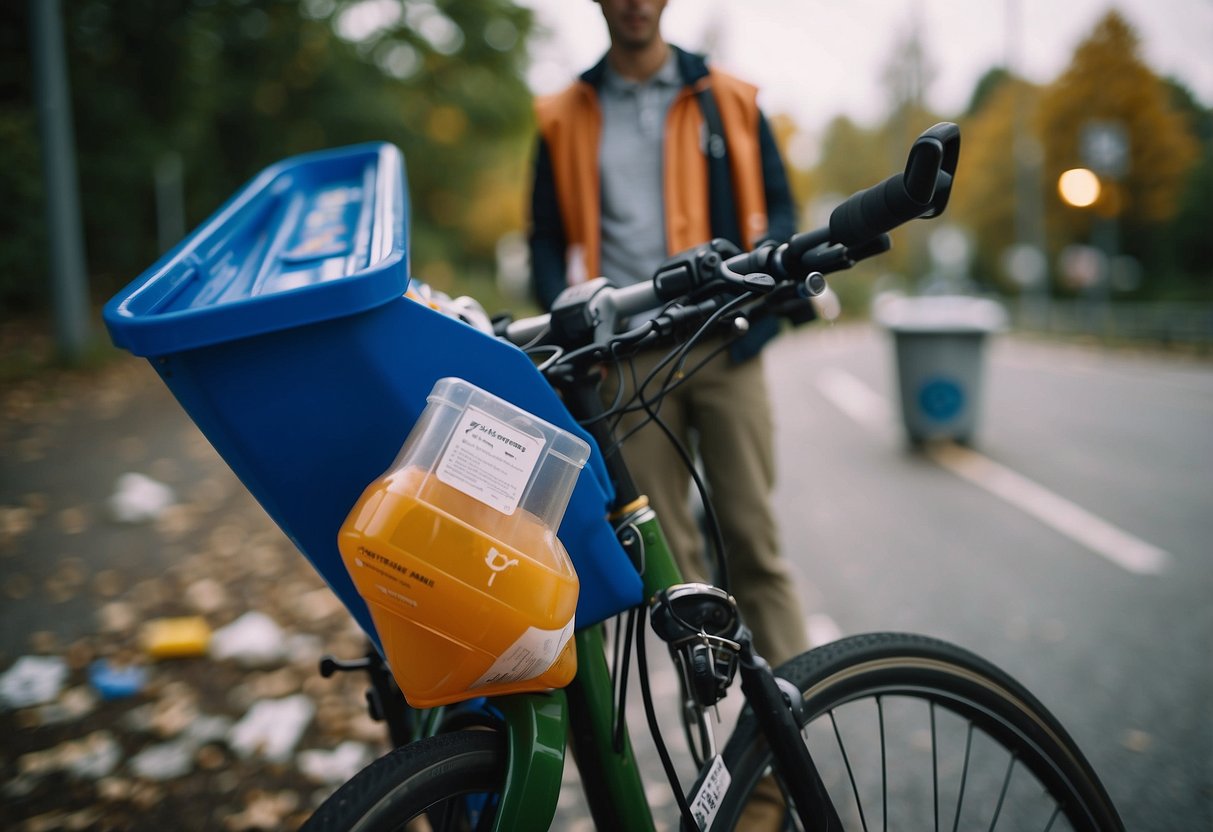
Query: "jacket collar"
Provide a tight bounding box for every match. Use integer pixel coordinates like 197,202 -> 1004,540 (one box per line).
580,44 -> 709,89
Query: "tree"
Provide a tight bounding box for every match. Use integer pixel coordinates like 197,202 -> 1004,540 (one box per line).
1,0 -> 538,313
964,67 -> 1013,117
950,73 -> 1043,293
1159,79 -> 1213,296
0,3 -> 50,314
1036,10 -> 1199,295
812,116 -> 884,201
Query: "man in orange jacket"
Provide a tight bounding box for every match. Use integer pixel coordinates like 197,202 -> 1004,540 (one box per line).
528,0 -> 810,671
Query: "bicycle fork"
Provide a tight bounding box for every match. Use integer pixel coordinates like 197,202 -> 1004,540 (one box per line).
652,582 -> 844,831
736,643 -> 844,831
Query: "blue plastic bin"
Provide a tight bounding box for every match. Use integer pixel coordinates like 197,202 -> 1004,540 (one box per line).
104,143 -> 642,644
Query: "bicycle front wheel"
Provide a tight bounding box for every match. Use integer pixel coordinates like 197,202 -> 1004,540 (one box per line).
302,730 -> 506,832
713,632 -> 1123,831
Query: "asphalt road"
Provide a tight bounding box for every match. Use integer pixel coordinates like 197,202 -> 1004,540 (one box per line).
762,324 -> 1213,831
3,324 -> 1210,829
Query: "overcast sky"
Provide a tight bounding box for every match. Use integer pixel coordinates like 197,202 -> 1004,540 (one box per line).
517,0 -> 1213,138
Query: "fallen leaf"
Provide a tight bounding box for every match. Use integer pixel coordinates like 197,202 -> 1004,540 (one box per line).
1121,728 -> 1153,753
57,507 -> 90,535
92,570 -> 126,598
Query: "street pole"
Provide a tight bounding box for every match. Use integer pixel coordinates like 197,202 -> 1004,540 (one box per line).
1080,121 -> 1129,339
30,0 -> 91,364
1007,0 -> 1049,330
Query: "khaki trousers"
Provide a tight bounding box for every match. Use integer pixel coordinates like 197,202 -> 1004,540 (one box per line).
608,343 -> 809,667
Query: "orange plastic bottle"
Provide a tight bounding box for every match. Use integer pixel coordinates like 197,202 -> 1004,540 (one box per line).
338,379 -> 588,708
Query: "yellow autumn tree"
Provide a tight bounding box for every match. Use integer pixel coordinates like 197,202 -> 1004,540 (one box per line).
1037,11 -> 1199,240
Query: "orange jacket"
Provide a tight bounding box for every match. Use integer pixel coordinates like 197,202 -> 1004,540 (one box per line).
529,48 -> 794,310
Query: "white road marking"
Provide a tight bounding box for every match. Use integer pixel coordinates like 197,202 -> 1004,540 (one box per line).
815,368 -> 1171,575
926,443 -> 1170,575
815,366 -> 894,431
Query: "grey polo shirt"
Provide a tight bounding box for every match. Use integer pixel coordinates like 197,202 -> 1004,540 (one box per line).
598,52 -> 682,288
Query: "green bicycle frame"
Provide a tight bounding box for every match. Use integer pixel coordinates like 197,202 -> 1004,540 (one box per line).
487,502 -> 682,831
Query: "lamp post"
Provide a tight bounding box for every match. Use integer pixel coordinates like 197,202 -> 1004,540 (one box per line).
1058,166 -> 1113,333
1005,0 -> 1049,329
1081,122 -> 1129,327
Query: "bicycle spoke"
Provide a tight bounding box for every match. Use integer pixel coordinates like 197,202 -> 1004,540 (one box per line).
827,708 -> 869,832
1042,804 -> 1062,832
950,722 -> 974,832
878,696 -> 887,832
988,752 -> 1017,831
931,702 -> 939,832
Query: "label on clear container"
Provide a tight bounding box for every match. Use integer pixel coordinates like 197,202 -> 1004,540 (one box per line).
436,406 -> 546,515
470,616 -> 575,689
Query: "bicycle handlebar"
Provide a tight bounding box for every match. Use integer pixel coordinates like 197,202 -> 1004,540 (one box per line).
503,122 -> 960,359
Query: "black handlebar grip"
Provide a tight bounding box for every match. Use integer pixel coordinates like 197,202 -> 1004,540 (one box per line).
828,172 -> 931,248
828,122 -> 960,248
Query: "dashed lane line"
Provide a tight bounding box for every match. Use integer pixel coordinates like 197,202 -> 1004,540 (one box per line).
814,368 -> 1171,576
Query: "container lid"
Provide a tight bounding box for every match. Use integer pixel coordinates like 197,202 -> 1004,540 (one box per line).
423,378 -> 591,524
428,377 -> 591,469
104,143 -> 409,357
875,294 -> 1008,334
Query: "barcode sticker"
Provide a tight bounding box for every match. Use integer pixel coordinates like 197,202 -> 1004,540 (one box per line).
436,406 -> 545,515
689,754 -> 731,831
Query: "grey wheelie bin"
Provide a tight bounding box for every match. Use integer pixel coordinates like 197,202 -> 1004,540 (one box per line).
876,295 -> 1007,445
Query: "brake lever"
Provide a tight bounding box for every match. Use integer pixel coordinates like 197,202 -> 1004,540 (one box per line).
718,262 -> 777,293
718,243 -> 780,293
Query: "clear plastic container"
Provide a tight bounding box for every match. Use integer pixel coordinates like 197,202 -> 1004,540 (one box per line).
338,378 -> 589,707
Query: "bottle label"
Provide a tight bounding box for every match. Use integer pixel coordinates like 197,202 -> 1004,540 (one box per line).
470,616 -> 575,689
436,406 -> 546,515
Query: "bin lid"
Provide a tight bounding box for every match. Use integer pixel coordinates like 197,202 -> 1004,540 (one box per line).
104,143 -> 409,356
874,294 -> 1008,334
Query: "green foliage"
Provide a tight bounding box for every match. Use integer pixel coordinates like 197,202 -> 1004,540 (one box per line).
1162,80 -> 1213,294
0,4 -> 49,313
2,0 -> 536,313
0,109 -> 48,312
964,67 -> 1012,118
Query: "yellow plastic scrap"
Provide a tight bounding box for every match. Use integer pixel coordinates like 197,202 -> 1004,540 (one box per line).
140,616 -> 212,659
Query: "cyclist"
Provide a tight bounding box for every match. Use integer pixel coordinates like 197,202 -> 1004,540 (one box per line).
528,0 -> 812,677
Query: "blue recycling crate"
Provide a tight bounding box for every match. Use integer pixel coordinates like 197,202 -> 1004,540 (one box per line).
104,142 -> 642,644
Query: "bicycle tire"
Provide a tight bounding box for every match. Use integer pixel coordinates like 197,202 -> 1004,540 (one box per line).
710,632 -> 1123,832
303,730 -> 506,832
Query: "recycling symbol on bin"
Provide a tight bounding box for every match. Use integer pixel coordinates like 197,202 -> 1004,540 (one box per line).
918,377 -> 965,422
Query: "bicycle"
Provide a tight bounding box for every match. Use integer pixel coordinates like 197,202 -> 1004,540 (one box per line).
104,124 -> 1124,831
